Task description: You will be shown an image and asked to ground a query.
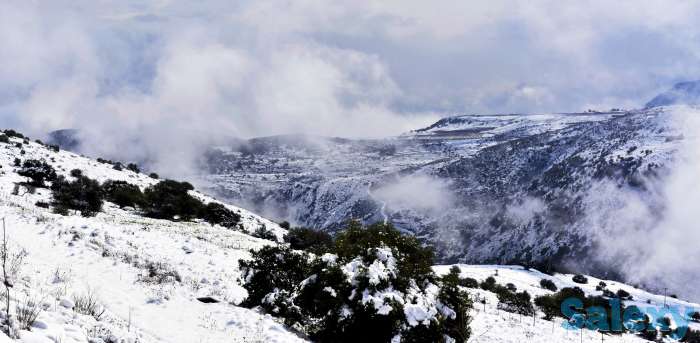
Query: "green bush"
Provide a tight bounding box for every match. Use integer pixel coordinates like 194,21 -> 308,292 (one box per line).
535,287 -> 585,320
102,180 -> 145,208
616,289 -> 632,300
460,277 -> 479,289
284,227 -> 333,254
126,163 -> 140,173
252,225 -> 277,241
18,159 -> 57,187
480,276 -> 497,292
435,266 -> 472,342
142,180 -> 202,221
497,289 -> 534,316
199,202 -> 241,228
572,274 -> 588,284
3,129 -> 24,139
241,222 -> 471,343
51,175 -> 103,217
0,135 -> 9,144
535,287 -> 640,331
540,278 -> 558,292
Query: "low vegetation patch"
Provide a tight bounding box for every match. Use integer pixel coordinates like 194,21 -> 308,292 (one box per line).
51,175 -> 103,217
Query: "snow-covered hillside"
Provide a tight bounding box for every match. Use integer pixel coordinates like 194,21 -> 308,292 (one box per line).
0,135 -> 303,342
2,130 -> 698,343
434,265 -> 700,343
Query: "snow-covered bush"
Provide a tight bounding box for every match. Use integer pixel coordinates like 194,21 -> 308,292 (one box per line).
241,222 -> 472,342
51,175 -> 104,217
17,159 -> 57,187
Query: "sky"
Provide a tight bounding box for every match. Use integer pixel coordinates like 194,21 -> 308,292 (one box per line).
3,0 -> 700,169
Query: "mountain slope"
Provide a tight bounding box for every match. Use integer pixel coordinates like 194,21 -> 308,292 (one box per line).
201,107 -> 681,280
0,134 -> 302,343
645,80 -> 700,108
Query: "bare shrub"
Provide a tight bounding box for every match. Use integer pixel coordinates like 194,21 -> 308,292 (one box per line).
138,261 -> 181,285
73,288 -> 106,321
15,292 -> 43,330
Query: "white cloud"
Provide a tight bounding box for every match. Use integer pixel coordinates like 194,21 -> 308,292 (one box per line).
3,0 -> 700,173
584,106 -> 700,299
374,174 -> 454,214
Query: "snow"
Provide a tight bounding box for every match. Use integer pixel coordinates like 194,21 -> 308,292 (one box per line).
0,138 -> 306,343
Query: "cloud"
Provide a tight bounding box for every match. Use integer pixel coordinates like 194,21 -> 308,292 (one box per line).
373,174 -> 455,215
3,1 -> 700,174
583,106 -> 700,300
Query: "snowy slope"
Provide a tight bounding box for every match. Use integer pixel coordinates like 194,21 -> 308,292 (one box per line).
434,265 -> 700,343
0,136 -> 304,343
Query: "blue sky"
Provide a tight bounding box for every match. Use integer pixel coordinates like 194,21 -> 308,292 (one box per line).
2,0 -> 700,168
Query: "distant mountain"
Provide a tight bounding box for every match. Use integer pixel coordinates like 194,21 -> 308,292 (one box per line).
201,108 -> 679,281
46,128 -> 81,150
645,80 -> 700,108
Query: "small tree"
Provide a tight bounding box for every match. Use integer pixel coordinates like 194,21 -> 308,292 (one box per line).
438,267 -> 472,341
